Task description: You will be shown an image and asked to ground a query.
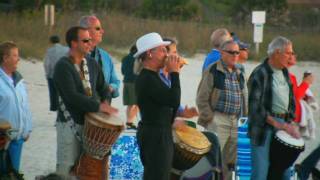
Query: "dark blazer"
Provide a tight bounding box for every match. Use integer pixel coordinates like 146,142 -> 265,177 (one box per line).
53,56 -> 110,125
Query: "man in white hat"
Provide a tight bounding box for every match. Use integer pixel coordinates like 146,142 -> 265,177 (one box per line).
134,32 -> 181,180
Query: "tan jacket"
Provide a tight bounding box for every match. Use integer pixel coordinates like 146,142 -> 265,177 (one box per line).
196,61 -> 248,127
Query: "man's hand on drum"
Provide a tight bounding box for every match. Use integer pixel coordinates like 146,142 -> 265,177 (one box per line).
282,123 -> 301,139
99,102 -> 119,116
180,106 -> 199,118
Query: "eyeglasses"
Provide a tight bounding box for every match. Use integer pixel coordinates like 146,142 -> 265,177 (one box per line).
284,51 -> 295,56
95,27 -> 102,31
223,50 -> 240,56
80,38 -> 92,43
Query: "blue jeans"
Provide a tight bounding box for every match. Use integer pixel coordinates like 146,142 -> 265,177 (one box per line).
250,117 -> 290,180
8,139 -> 24,171
299,144 -> 320,180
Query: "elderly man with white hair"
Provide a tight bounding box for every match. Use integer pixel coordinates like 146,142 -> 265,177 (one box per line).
79,15 -> 120,103
134,32 -> 181,180
247,36 -> 300,180
197,40 -> 247,180
202,28 -> 232,71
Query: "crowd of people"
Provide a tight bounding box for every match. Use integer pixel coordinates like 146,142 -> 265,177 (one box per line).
0,14 -> 319,180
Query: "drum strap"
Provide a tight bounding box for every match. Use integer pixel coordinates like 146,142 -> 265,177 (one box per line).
58,96 -> 82,142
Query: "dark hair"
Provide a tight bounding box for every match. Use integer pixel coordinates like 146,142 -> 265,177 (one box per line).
65,26 -> 87,48
50,35 -> 60,44
0,41 -> 17,65
129,44 -> 137,54
163,37 -> 177,51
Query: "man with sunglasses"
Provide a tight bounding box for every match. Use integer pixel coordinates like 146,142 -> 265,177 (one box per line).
79,15 -> 120,103
53,26 -> 118,176
197,40 -> 248,179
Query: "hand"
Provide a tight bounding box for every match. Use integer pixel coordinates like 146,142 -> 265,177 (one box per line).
180,106 -> 199,118
24,134 -> 30,142
166,54 -> 181,73
303,74 -> 314,85
282,123 -> 301,139
99,102 -> 119,116
108,86 -> 114,93
173,119 -> 186,129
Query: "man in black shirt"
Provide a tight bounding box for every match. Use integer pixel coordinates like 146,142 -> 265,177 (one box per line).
134,32 -> 181,180
53,26 -> 118,175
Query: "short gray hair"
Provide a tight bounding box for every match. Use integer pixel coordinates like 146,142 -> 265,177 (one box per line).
267,36 -> 292,57
79,15 -> 98,28
210,28 -> 232,48
220,40 -> 238,51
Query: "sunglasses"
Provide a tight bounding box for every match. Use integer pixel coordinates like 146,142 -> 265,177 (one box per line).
223,50 -> 240,56
80,38 -> 92,43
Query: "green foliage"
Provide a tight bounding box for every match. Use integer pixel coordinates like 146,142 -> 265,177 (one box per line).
137,0 -> 200,20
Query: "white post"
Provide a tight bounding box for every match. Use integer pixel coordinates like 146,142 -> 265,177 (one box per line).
49,5 -> 55,26
252,11 -> 266,55
44,4 -> 55,27
44,4 -> 48,26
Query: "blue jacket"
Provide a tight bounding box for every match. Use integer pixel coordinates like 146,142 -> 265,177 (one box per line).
0,68 -> 32,139
90,47 -> 120,98
202,49 -> 221,72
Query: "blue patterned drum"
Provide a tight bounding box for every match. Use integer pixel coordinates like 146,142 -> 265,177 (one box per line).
237,117 -> 251,180
110,130 -> 143,180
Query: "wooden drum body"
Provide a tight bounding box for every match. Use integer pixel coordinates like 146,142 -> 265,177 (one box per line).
82,112 -> 124,160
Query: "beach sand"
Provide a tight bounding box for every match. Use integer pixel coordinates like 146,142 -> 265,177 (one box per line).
18,56 -> 320,179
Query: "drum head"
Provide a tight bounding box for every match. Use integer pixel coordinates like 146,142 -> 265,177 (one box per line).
276,130 -> 304,147
174,124 -> 211,150
86,112 -> 124,128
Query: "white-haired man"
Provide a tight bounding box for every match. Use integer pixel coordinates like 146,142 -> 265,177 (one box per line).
79,15 -> 120,103
197,40 -> 248,180
202,28 -> 232,71
134,32 -> 181,180
247,36 -> 300,180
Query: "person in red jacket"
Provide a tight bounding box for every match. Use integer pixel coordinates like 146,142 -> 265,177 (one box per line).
287,55 -> 314,123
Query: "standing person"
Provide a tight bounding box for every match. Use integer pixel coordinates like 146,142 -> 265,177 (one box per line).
202,28 -> 232,71
287,55 -> 314,124
231,32 -> 251,73
79,15 -> 120,103
53,26 -> 118,175
0,41 -> 32,173
247,36 -> 300,180
43,35 -> 69,111
121,45 -> 139,129
197,40 -> 248,180
134,32 -> 181,180
297,145 -> 320,180
160,37 -> 197,118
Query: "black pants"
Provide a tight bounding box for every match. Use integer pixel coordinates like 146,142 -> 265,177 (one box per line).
47,78 -> 58,111
137,124 -> 173,180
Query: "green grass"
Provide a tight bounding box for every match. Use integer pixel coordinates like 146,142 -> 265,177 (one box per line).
0,11 -> 318,61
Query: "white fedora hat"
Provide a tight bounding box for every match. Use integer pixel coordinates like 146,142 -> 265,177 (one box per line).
134,32 -> 171,58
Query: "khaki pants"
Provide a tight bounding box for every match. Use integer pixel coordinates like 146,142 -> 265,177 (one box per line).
56,121 -> 82,175
206,112 -> 238,180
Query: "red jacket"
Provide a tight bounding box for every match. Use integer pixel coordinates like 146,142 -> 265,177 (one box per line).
289,73 -> 309,123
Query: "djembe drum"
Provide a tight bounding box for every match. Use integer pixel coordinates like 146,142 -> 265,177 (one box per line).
171,124 -> 211,179
73,112 -> 124,180
268,130 -> 305,180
